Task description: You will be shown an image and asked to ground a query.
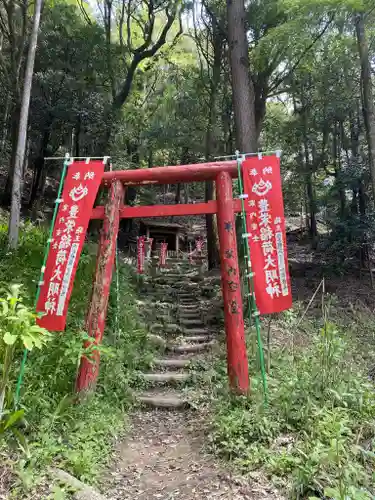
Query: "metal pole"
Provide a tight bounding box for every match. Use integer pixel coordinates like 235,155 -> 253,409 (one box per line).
44,156 -> 110,161
214,150 -> 282,160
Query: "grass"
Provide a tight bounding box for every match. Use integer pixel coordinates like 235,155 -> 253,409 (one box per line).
0,222 -> 153,497
208,311 -> 375,499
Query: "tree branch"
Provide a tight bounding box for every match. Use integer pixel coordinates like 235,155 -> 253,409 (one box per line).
269,13 -> 335,94
76,0 -> 92,25
113,4 -> 179,109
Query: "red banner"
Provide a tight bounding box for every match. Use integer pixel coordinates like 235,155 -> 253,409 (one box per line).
137,236 -> 146,274
243,155 -> 292,314
159,242 -> 168,267
36,160 -> 105,330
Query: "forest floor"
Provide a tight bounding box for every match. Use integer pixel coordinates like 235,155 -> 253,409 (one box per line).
103,410 -> 283,500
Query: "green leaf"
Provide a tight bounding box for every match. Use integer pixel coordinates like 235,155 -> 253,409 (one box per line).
0,299 -> 8,316
4,409 -> 25,430
3,331 -> 17,345
22,336 -> 34,350
12,428 -> 30,459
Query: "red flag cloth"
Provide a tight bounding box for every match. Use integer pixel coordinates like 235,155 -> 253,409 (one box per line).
36,160 -> 105,331
137,236 -> 146,274
159,242 -> 168,267
242,155 -> 292,314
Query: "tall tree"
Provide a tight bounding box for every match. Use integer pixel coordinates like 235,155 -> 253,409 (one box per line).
91,0 -> 183,148
355,11 -> 375,203
8,0 -> 43,248
226,0 -> 257,152
0,0 -> 29,205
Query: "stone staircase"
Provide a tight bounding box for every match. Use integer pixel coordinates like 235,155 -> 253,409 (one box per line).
136,257 -> 217,409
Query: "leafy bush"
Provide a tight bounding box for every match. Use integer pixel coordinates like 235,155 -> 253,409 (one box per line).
0,283 -> 52,455
210,322 -> 375,499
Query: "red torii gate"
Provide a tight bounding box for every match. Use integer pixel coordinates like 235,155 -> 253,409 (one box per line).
75,160 -> 250,395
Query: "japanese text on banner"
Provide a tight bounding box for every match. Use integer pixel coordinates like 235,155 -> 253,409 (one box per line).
242,155 -> 292,314
36,161 -> 105,331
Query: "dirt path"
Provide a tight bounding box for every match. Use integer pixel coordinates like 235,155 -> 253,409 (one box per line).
104,410 -> 282,500
101,258 -> 283,500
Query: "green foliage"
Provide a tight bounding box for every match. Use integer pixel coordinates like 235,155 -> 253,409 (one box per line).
210,324 -> 375,498
0,284 -> 51,350
0,282 -> 52,456
0,224 -> 152,495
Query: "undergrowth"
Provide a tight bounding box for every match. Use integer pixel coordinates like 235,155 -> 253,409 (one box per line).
210,316 -> 375,499
0,222 -> 151,496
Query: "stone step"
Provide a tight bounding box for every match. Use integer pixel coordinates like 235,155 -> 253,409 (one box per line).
137,391 -> 188,409
179,304 -> 198,309
153,358 -> 192,369
183,335 -> 211,343
165,323 -> 182,333
159,273 -> 184,278
140,372 -> 190,384
179,318 -> 204,326
182,327 -> 210,335
179,316 -> 202,322
172,341 -> 214,354
179,309 -> 201,315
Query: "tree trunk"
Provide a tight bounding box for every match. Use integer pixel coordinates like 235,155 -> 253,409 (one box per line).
355,12 -> 375,203
184,184 -> 189,204
205,22 -> 222,270
2,102 -> 21,206
74,114 -> 81,157
226,0 -> 257,152
175,183 -> 181,204
28,127 -> 51,208
222,64 -> 234,154
8,0 -> 43,249
304,145 -> 317,245
148,150 -> 153,168
0,95 -> 10,153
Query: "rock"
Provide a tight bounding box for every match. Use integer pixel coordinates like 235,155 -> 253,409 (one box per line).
50,468 -> 108,500
147,333 -> 167,348
137,391 -> 189,409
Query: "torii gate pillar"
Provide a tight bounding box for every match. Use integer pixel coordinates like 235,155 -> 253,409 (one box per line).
216,172 -> 249,394
75,180 -> 124,395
